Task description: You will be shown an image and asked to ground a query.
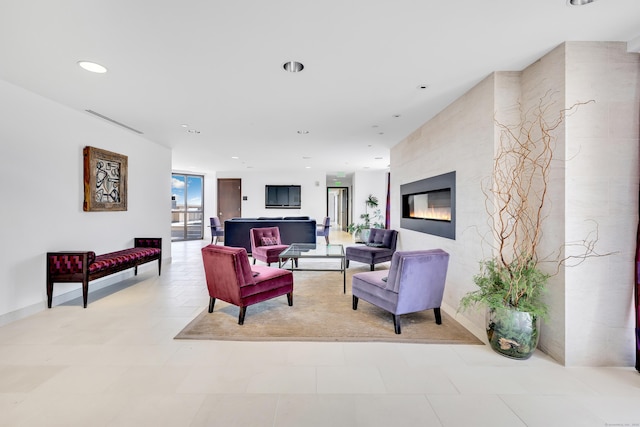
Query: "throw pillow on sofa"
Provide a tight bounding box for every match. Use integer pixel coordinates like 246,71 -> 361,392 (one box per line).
261,237 -> 279,246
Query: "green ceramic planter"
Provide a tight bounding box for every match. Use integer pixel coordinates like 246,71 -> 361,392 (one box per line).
486,306 -> 540,360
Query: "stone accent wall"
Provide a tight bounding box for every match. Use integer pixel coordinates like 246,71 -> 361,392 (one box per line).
391,41 -> 640,366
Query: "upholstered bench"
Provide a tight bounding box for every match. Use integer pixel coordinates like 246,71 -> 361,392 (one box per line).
47,238 -> 162,308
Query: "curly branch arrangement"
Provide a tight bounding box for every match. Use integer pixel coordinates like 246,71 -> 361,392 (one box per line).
484,91 -> 596,308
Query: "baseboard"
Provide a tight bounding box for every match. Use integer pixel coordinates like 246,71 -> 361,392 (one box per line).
441,301 -> 488,345
0,257 -> 172,327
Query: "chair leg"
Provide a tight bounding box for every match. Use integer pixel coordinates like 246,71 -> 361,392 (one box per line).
287,292 -> 293,306
345,259 -> 350,268
393,314 -> 401,334
370,264 -> 374,271
434,307 -> 442,325
253,258 -> 256,265
325,235 -> 329,244
238,306 -> 247,325
208,297 -> 216,313
352,295 -> 359,310
210,236 -> 214,244
213,236 -> 218,245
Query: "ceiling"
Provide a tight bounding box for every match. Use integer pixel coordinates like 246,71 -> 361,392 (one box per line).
1,1 -> 639,180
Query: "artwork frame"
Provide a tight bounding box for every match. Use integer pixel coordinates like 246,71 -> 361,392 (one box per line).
83,146 -> 128,212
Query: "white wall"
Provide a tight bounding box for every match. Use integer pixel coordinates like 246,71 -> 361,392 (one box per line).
352,170 -> 388,227
215,169 -> 328,223
390,42 -> 640,366
0,79 -> 172,323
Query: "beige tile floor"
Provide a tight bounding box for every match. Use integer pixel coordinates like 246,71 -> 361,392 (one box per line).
1,231 -> 639,426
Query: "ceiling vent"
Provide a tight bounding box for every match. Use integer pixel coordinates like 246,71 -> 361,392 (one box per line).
85,110 -> 144,134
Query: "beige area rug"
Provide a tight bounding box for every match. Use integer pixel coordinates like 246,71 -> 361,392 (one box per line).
175,263 -> 482,344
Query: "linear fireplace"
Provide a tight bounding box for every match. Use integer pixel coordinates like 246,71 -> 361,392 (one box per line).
400,171 -> 455,239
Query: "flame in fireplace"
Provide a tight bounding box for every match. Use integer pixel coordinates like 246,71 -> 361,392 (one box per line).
410,207 -> 451,221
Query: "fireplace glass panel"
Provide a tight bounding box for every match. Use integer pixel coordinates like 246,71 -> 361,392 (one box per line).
405,189 -> 451,222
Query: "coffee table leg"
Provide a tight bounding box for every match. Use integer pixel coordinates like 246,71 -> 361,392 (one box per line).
342,258 -> 346,293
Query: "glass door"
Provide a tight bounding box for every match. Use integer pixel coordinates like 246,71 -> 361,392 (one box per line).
171,173 -> 204,241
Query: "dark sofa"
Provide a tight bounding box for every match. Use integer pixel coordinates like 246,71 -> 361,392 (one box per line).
224,218 -> 317,253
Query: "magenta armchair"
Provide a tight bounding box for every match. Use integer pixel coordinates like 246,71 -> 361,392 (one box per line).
250,226 -> 290,265
201,245 -> 293,325
352,249 -> 449,334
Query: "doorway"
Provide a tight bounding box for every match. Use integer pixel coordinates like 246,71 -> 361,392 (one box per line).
327,187 -> 349,232
171,173 -> 204,241
217,178 -> 242,230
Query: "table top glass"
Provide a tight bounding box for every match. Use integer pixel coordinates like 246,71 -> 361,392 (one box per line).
279,243 -> 344,258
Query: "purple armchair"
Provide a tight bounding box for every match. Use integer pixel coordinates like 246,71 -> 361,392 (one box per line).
209,216 -> 224,245
352,249 -> 450,334
250,226 -> 290,265
201,245 -> 293,325
346,228 -> 398,271
316,216 -> 331,244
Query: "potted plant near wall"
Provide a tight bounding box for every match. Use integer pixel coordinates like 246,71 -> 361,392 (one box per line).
459,92 -> 600,360
347,194 -> 384,243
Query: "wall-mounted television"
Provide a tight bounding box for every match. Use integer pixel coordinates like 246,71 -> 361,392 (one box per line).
265,185 -> 301,209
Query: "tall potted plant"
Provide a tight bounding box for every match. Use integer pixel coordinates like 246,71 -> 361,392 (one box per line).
459,92 -> 598,359
348,194 -> 384,243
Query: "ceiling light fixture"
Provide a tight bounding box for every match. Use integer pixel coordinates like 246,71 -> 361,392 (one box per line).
297,130 -> 309,134
568,0 -> 596,5
77,61 -> 107,73
417,84 -> 429,89
283,61 -> 304,72
187,129 -> 200,134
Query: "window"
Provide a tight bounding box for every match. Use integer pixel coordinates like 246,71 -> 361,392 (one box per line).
171,173 -> 204,241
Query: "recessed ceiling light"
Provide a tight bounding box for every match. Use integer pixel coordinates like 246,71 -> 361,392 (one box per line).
231,156 -> 239,159
297,130 -> 309,134
77,61 -> 107,73
374,157 -> 383,160
283,61 -> 304,72
393,114 -> 401,118
305,166 -> 311,169
417,84 -> 429,90
180,124 -> 188,128
187,129 -> 200,134
568,0 -> 595,4
302,156 -> 311,159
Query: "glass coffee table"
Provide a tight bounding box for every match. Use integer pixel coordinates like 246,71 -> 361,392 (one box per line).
278,243 -> 346,293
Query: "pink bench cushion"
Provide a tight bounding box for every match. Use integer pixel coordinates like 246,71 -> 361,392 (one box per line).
89,248 -> 161,273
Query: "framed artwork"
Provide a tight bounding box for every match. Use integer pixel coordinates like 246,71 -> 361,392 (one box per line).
83,146 -> 128,211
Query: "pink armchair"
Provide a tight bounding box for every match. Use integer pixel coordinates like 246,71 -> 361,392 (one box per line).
250,226 -> 290,265
201,245 -> 294,325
